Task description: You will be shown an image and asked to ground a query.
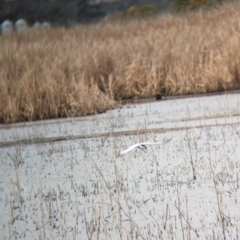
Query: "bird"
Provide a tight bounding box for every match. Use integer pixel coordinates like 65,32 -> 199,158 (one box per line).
117,138 -> 172,157
156,94 -> 163,100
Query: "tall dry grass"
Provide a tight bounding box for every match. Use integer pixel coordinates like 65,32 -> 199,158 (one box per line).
1,1 -> 240,123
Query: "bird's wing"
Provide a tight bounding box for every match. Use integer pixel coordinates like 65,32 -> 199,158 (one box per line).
117,139 -> 172,157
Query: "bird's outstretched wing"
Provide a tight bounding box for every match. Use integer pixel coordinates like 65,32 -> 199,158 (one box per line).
117,138 -> 172,157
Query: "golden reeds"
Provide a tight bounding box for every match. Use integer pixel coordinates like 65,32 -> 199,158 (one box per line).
1,1 -> 240,123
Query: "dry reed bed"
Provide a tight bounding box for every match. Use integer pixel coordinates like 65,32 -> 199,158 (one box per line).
1,1 -> 240,123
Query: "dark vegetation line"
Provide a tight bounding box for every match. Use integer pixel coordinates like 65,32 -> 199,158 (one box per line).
1,120 -> 239,148
119,90 -> 240,106
0,0 -> 227,26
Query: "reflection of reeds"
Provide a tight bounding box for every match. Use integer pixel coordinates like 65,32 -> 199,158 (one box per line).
1,1 -> 240,123
208,147 -> 227,240
3,117 -> 240,238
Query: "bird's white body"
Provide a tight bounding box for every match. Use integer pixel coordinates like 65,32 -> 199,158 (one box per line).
117,138 -> 172,157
